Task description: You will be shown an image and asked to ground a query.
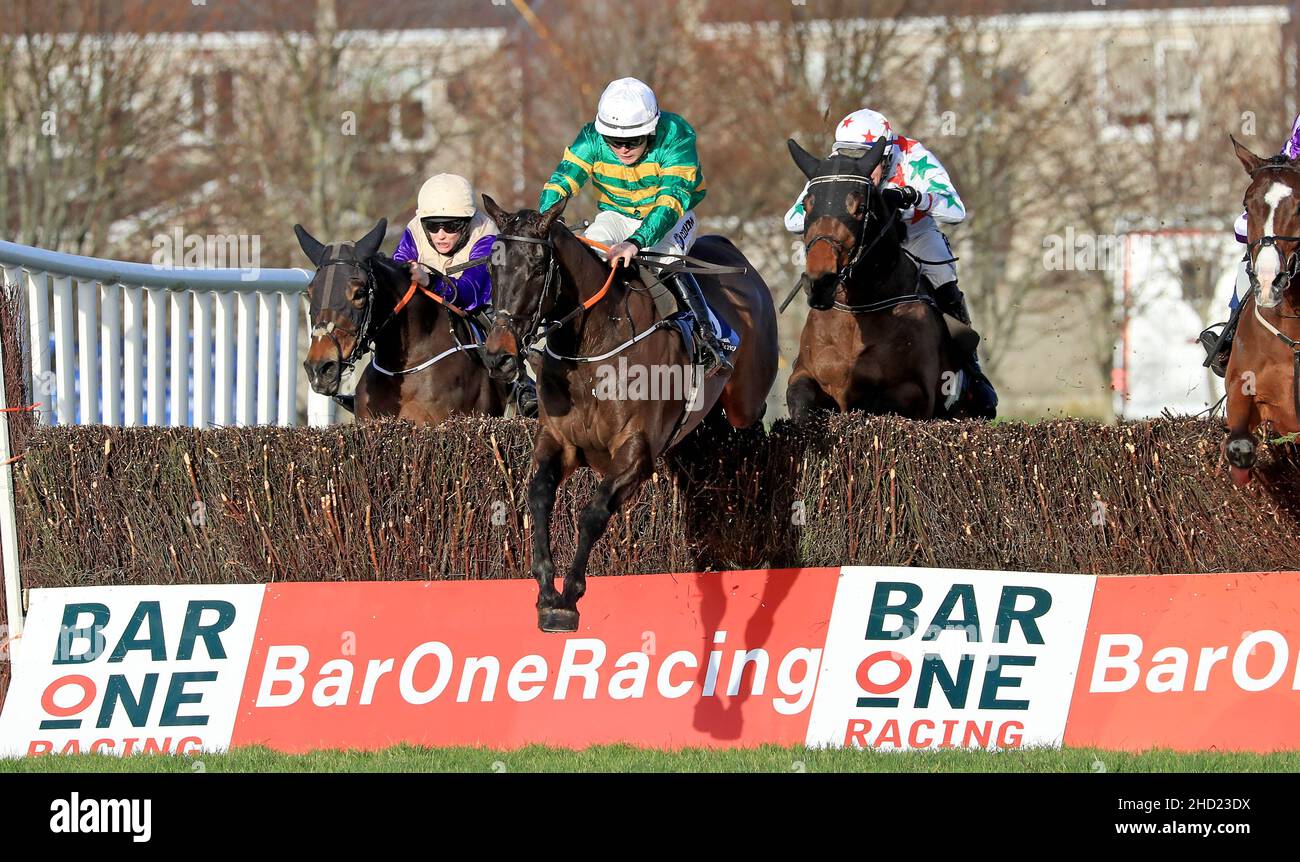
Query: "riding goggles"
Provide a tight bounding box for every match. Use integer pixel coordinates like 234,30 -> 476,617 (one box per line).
421,216 -> 471,235
603,135 -> 648,151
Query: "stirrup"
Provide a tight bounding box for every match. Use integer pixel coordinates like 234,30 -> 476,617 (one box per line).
698,332 -> 733,379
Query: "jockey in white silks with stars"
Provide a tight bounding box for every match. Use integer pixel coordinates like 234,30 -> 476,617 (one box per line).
784,108 -> 997,418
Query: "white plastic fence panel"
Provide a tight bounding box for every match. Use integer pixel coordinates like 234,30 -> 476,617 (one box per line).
51,275 -> 75,425
237,291 -> 257,425
123,285 -> 145,427
194,291 -> 214,430
277,293 -> 297,426
75,278 -> 99,424
101,283 -> 122,426
170,291 -> 190,427
24,270 -> 53,426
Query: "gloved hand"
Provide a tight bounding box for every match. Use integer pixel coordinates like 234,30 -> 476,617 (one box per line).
882,185 -> 922,210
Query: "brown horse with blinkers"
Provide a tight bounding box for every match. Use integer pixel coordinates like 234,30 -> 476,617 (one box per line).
296,219 -> 507,424
784,137 -> 976,421
479,195 -> 778,632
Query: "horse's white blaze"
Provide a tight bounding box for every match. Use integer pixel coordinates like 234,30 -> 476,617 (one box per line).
1256,181 -> 1293,305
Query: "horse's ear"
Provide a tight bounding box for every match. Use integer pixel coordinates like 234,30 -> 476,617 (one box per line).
539,196 -> 568,234
1231,134 -> 1265,176
482,193 -> 509,227
864,135 -> 888,173
788,138 -> 820,180
293,224 -> 326,265
356,218 -> 388,259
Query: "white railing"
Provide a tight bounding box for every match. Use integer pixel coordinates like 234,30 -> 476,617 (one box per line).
0,238 -> 337,428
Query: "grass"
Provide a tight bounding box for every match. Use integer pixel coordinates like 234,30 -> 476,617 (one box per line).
2,745 -> 1298,773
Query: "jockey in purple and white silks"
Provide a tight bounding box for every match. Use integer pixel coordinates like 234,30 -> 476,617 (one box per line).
784,108 -> 997,418
392,173 -> 537,415
1201,114 -> 1300,377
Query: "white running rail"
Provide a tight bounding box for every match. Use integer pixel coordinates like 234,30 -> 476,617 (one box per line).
0,238 -> 337,428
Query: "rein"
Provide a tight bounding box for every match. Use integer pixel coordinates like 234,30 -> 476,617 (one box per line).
488,230 -> 745,361
310,253 -> 488,378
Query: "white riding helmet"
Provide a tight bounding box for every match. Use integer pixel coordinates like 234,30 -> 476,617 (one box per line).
416,173 -> 476,219
595,77 -> 660,138
833,108 -> 896,161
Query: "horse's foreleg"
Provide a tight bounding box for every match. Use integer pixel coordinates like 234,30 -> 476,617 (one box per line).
544,435 -> 652,633
787,372 -> 834,422
1227,364 -> 1258,486
1224,367 -> 1260,486
529,433 -> 566,624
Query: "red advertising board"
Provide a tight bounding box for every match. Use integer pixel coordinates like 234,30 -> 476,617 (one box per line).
1064,572 -> 1300,752
232,568 -> 840,751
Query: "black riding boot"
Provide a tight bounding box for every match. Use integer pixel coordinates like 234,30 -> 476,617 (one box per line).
670,270 -> 733,379
1199,302 -> 1245,379
934,280 -> 998,419
512,375 -> 539,418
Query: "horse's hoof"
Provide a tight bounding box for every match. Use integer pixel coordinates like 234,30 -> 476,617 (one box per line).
1230,466 -> 1253,487
1225,436 -> 1257,470
538,607 -> 579,633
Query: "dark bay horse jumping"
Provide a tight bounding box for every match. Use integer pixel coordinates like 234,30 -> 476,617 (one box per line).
784,137 -> 977,421
295,219 -> 507,424
480,195 -> 778,632
1222,137 -> 1300,485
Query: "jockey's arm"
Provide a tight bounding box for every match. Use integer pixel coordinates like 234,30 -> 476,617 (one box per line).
447,234 -> 497,312
390,231 -> 494,312
538,127 -> 597,214
895,140 -> 966,225
627,127 -> 704,250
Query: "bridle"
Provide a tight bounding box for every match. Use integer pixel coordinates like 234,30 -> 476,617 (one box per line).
490,232 -> 562,356
308,251 -> 381,375
802,170 -> 898,289
1245,159 -> 1300,307
488,228 -> 621,356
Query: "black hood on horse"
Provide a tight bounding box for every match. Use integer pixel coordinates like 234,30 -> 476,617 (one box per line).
788,136 -> 907,310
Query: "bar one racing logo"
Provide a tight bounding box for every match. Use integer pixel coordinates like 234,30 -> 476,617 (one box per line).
1090,630 -> 1300,693
842,580 -> 1057,750
29,599 -> 236,756
254,631 -> 821,714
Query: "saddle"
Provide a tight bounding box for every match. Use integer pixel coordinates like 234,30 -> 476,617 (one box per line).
634,236 -> 742,363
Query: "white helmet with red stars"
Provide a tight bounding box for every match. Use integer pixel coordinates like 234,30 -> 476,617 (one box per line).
833,108 -> 895,158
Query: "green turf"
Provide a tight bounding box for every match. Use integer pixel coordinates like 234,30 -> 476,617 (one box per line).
2,745 -> 1297,773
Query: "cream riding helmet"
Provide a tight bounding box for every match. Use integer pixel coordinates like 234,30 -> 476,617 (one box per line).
595,77 -> 660,138
416,173 -> 477,248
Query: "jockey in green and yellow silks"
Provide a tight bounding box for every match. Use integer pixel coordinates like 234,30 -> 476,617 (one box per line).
537,77 -> 731,377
